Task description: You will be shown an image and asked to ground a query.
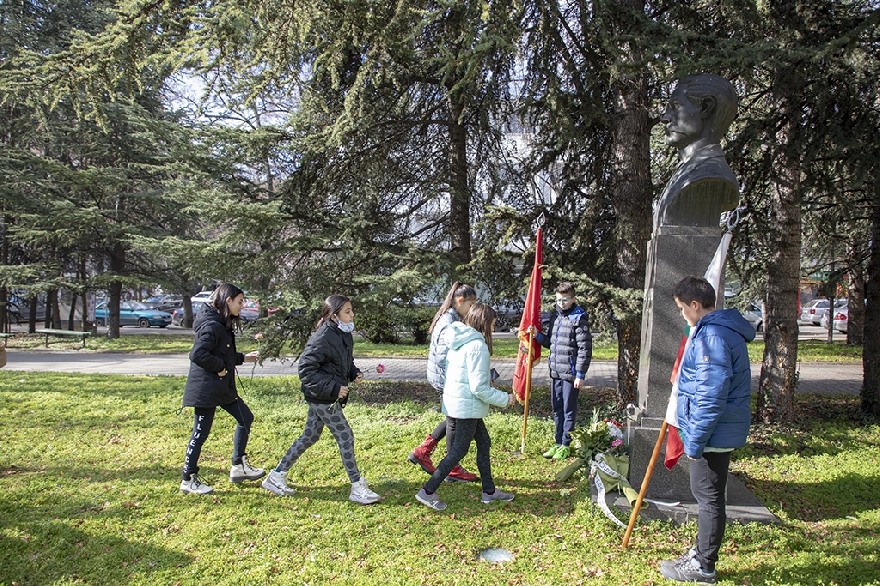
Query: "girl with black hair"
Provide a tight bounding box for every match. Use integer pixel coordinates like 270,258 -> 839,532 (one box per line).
262,294 -> 381,505
180,283 -> 262,495
408,282 -> 479,482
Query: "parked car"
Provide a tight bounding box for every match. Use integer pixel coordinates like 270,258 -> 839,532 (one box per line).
742,304 -> 764,333
819,299 -> 848,329
832,307 -> 849,334
493,306 -> 523,332
800,299 -> 828,325
171,302 -> 205,327
240,300 -> 259,323
800,299 -> 845,326
191,291 -> 215,304
95,301 -> 172,328
143,295 -> 183,313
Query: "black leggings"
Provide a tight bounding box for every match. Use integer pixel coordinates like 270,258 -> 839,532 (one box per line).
430,417 -> 458,451
182,399 -> 254,480
424,417 -> 495,494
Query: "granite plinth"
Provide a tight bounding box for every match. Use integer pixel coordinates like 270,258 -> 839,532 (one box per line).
591,471 -> 779,527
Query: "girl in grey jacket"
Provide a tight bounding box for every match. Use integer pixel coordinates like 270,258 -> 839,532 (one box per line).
408,282 -> 479,482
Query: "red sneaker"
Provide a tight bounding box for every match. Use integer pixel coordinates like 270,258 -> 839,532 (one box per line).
445,464 -> 478,483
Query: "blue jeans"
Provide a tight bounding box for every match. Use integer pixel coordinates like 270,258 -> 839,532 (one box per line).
690,451 -> 731,572
551,378 -> 579,446
182,399 -> 254,479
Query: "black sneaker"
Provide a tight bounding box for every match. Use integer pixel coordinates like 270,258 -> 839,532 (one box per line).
659,556 -> 716,584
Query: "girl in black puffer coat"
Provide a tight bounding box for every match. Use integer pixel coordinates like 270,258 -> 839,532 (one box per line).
179,284 -> 263,495
262,294 -> 381,505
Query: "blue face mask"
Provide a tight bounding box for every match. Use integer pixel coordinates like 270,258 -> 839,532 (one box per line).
336,319 -> 355,333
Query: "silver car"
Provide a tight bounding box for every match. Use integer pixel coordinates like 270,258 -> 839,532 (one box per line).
742,304 -> 763,333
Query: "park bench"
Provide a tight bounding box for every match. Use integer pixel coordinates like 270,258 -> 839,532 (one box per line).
36,329 -> 91,348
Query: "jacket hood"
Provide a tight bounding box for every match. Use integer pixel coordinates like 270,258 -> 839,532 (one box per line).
698,308 -> 756,342
193,305 -> 225,331
444,320 -> 485,351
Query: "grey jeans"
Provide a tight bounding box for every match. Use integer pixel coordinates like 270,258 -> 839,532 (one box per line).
276,402 -> 360,483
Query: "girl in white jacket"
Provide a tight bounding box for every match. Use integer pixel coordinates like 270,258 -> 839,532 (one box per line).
415,303 -> 516,511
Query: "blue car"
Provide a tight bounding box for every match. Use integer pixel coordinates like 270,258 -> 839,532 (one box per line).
95,301 -> 173,328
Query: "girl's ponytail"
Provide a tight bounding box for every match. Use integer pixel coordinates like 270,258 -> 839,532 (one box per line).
429,281 -> 477,333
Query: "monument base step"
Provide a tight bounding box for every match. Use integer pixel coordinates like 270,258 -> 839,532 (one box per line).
590,471 -> 779,526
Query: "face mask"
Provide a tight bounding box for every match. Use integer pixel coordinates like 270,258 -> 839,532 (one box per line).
336,319 -> 355,333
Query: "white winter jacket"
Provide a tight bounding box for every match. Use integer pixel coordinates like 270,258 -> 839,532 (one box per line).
441,321 -> 509,419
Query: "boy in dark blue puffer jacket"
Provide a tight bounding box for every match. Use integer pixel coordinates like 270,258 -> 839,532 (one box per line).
529,282 -> 592,460
660,276 -> 754,585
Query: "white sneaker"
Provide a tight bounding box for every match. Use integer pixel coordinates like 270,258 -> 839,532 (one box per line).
230,455 -> 266,483
349,478 -> 381,505
180,474 -> 213,495
262,469 -> 296,496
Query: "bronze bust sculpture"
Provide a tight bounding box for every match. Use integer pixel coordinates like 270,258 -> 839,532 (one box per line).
653,74 -> 740,231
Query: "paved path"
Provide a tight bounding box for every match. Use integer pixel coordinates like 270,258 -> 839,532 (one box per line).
2,350 -> 862,395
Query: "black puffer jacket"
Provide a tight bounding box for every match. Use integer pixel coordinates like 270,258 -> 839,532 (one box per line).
182,305 -> 244,408
537,304 -> 593,382
298,321 -> 361,406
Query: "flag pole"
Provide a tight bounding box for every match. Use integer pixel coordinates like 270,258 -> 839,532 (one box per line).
622,419 -> 668,548
519,331 -> 535,454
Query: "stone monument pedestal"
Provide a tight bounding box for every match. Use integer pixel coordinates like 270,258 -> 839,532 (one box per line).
629,226 -> 725,502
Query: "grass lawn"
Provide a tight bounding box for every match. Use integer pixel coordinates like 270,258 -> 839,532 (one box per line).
1,372 -> 878,585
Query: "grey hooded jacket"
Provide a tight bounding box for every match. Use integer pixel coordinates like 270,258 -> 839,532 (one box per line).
426,308 -> 461,392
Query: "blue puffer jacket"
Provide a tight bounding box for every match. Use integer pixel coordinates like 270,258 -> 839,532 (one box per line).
441,322 -> 510,419
676,308 -> 755,459
426,308 -> 461,392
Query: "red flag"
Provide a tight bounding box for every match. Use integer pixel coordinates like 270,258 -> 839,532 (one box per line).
664,329 -> 689,469
512,228 -> 543,402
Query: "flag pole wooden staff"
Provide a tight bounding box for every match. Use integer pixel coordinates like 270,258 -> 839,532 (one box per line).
622,420 -> 668,548
520,331 -> 535,454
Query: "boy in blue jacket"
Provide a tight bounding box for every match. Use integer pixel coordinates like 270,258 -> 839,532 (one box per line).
660,276 -> 755,585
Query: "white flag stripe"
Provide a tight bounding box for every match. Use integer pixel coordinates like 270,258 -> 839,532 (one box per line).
665,233 -> 733,427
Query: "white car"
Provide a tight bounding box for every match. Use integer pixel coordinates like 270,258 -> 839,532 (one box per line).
742,304 -> 763,333
800,299 -> 829,325
191,291 -> 214,304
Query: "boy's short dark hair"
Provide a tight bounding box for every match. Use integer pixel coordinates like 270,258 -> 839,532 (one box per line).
673,276 -> 716,309
556,282 -> 575,296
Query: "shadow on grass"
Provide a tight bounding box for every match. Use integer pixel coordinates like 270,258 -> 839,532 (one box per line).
738,471 -> 880,522
724,526 -> 880,585
0,512 -> 191,584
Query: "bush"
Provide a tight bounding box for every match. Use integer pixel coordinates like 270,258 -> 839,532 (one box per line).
357,304 -> 436,344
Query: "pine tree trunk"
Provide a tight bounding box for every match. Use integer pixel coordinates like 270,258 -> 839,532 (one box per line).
447,93 -> 471,270
67,294 -> 77,331
862,173 -> 880,415
0,216 -> 7,332
28,296 -> 37,333
845,245 -> 865,346
757,135 -> 801,423
107,241 -> 126,339
44,289 -> 54,329
609,0 -> 653,407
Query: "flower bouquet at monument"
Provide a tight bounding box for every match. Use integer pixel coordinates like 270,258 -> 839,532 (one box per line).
555,408 -> 626,482
555,408 -> 642,526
